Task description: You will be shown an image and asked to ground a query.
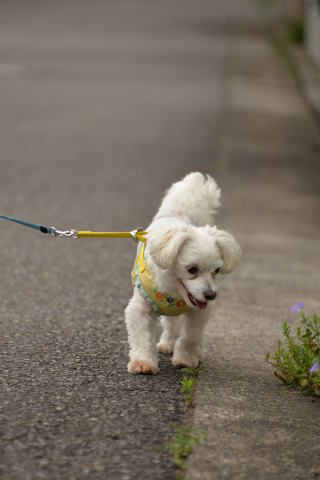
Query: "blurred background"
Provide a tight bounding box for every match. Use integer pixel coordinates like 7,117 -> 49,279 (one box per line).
0,0 -> 319,228
1,1 -> 320,479
0,0 -> 319,227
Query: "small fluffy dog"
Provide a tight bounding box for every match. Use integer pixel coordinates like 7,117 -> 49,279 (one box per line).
125,172 -> 240,374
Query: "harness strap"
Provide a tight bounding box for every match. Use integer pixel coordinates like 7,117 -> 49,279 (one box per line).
132,241 -> 189,316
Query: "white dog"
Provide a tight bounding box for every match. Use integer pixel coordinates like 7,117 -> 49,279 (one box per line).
125,172 -> 240,374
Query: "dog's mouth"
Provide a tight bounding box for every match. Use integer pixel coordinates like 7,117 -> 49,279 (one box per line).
178,280 -> 208,310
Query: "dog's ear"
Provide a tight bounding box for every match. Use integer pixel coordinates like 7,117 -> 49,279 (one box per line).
214,229 -> 241,273
148,226 -> 190,269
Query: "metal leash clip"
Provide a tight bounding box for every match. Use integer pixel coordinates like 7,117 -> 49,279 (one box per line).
129,227 -> 145,243
51,227 -> 78,239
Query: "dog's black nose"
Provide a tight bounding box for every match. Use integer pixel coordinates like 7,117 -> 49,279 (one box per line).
204,290 -> 217,301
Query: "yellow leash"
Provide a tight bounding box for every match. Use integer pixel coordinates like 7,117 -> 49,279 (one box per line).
0,215 -> 148,243
77,229 -> 148,243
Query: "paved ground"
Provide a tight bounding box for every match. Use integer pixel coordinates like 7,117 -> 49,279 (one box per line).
1,1 -> 319,480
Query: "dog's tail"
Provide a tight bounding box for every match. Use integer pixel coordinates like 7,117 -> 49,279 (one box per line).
157,172 -> 221,226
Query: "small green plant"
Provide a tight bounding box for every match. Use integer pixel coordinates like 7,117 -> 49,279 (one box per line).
180,367 -> 201,408
288,19 -> 304,44
272,30 -> 298,79
266,303 -> 320,396
165,366 -> 205,478
167,425 -> 205,469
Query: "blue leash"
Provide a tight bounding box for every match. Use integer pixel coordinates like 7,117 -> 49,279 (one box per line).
0,215 -> 54,234
0,215 -> 76,237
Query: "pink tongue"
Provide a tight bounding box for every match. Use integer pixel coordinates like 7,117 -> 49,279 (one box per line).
196,300 -> 207,310
191,295 -> 207,310
187,291 -> 208,310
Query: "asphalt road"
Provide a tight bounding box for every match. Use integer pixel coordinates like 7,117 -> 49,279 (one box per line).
0,1 -> 242,479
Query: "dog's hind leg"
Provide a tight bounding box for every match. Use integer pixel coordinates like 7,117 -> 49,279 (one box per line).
157,316 -> 181,354
125,288 -> 159,374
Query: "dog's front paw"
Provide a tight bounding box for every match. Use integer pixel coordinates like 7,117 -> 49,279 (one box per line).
172,352 -> 199,369
127,359 -> 159,375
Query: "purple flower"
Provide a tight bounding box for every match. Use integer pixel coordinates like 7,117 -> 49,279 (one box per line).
309,362 -> 319,374
290,301 -> 304,314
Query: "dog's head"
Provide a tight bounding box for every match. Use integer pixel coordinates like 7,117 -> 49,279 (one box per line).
147,225 -> 241,310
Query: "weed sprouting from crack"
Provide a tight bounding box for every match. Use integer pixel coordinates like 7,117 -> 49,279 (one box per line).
167,424 -> 205,471
166,366 -> 206,479
180,367 -> 201,410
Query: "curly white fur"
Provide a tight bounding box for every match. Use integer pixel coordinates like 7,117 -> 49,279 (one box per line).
125,172 -> 241,374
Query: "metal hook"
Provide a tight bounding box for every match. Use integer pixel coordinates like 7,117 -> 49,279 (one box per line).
51,227 -> 78,238
129,227 -> 145,243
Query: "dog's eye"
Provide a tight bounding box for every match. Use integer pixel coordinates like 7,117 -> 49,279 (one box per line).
211,268 -> 220,278
186,266 -> 199,275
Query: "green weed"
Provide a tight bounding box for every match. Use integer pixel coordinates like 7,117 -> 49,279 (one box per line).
180,367 -> 201,408
288,19 -> 304,44
272,29 -> 298,79
165,366 -> 205,479
266,310 -> 320,396
167,425 -> 205,470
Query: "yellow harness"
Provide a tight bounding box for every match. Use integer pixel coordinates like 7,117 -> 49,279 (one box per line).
131,242 -> 189,316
